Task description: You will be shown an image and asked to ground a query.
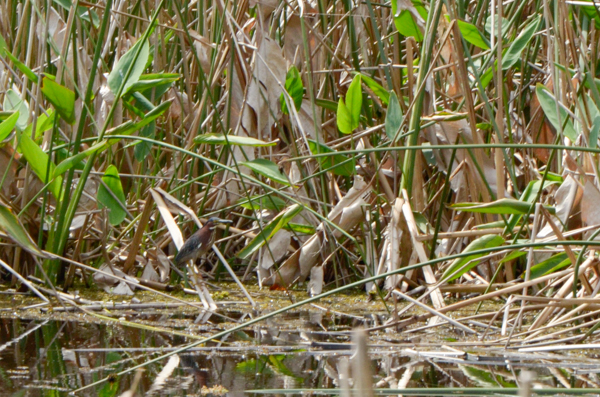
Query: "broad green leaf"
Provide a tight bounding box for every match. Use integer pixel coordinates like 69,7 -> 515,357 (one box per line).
40,76 -> 75,124
0,204 -> 47,258
590,115 -> 600,148
337,98 -> 352,134
97,165 -> 127,225
484,16 -> 509,38
238,196 -> 287,212
308,140 -> 355,176
281,65 -> 303,114
0,111 -> 19,141
528,253 -> 570,279
241,159 -> 291,186
237,204 -> 303,259
451,198 -> 556,215
503,16 -> 540,70
4,51 -> 38,83
346,75 -> 362,130
456,19 -> 490,49
53,0 -> 100,26
443,235 -> 505,282
133,122 -> 154,162
359,73 -> 390,105
108,39 -> 149,98
130,91 -> 155,113
3,89 -> 29,131
25,109 -> 55,140
536,84 -> 578,141
194,133 -> 276,147
582,3 -> 600,29
391,0 -> 423,41
385,91 -> 403,141
18,133 -> 62,199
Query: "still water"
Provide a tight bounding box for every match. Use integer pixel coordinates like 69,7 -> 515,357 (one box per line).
2,304 -> 600,396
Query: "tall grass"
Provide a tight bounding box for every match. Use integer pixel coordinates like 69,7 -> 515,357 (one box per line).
2,0 -> 600,371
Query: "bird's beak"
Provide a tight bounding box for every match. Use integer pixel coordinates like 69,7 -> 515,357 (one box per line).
213,218 -> 233,225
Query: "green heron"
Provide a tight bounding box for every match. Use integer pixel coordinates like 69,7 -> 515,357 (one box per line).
175,217 -> 232,266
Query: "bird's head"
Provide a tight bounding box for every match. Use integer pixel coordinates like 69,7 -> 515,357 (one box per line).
205,217 -> 233,229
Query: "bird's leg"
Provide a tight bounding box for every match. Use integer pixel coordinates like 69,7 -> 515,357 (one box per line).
186,261 -> 217,310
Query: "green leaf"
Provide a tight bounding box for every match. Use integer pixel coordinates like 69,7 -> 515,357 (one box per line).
40,76 -> 75,124
237,204 -> 303,259
315,98 -> 338,111
443,235 -> 505,282
503,16 -> 540,70
285,223 -> 316,234
456,19 -> 490,49
4,50 -> 38,83
346,75 -> 362,130
53,0 -> 100,26
0,111 -> 19,141
97,165 -> 127,226
238,196 -> 287,212
528,253 -> 570,279
503,179 -> 560,233
133,122 -> 155,162
484,16 -> 510,38
582,3 -> 600,29
308,139 -> 355,176
106,100 -> 171,142
336,98 -> 352,134
54,141 -> 103,178
589,115 -> 600,149
359,73 -> 390,105
0,33 -> 7,55
241,159 -> 291,186
18,133 -> 62,199
127,73 -> 180,95
460,365 -> 516,388
27,109 -> 55,140
391,1 -> 423,41
281,66 -> 303,114
0,204 -> 47,258
385,91 -> 403,141
499,250 -> 527,264
108,39 -> 149,98
3,89 -> 29,131
451,198 -> 556,215
268,355 -> 299,379
535,84 -> 578,141
480,62 -> 495,89
194,133 -> 276,147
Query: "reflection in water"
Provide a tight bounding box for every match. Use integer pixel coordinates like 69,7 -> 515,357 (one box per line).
0,310 -> 599,395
